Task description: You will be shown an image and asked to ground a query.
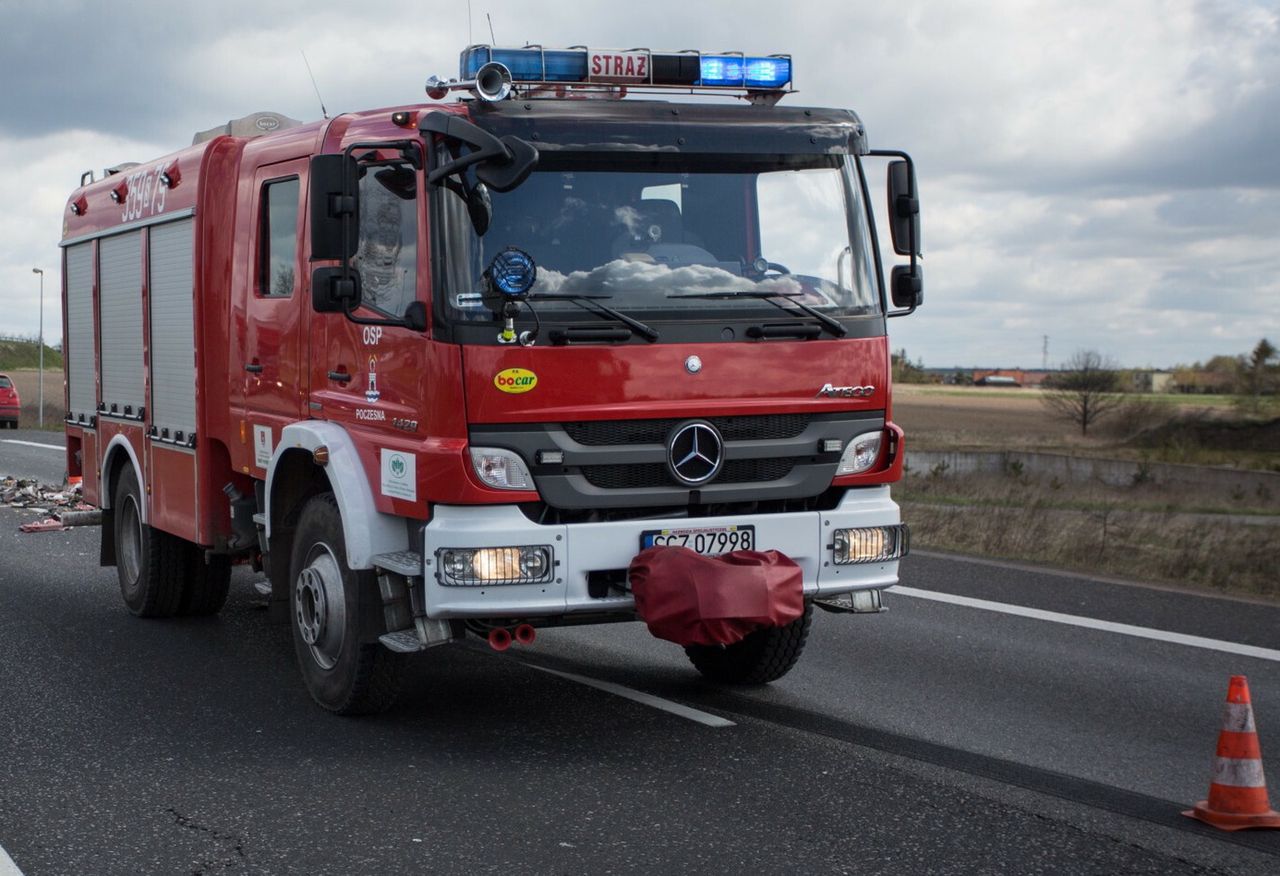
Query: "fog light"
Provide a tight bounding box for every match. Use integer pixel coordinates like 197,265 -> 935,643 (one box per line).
832,524 -> 909,565
437,545 -> 554,586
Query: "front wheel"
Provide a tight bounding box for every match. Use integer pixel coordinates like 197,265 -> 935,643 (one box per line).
684,603 -> 813,684
289,493 -> 404,715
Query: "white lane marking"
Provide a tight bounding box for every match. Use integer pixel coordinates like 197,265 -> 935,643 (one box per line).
0,440 -> 62,452
0,842 -> 23,876
523,663 -> 735,728
892,586 -> 1280,663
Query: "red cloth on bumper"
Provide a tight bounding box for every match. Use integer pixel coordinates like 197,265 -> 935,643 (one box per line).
629,547 -> 804,647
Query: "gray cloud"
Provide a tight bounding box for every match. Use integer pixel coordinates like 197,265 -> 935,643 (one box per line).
1,0 -> 1276,368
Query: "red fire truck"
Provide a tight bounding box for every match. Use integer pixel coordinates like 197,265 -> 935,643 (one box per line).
60,46 -> 922,714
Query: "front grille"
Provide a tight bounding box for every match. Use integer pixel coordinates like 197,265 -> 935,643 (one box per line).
564,414 -> 809,446
581,456 -> 800,490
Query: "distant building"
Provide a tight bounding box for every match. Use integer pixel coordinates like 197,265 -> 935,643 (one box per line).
971,369 -> 1054,387
1127,370 -> 1175,393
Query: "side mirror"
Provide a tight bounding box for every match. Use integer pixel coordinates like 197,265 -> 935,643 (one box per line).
890,265 -> 924,310
312,266 -> 362,313
309,154 -> 360,261
887,160 -> 921,257
475,136 -> 539,193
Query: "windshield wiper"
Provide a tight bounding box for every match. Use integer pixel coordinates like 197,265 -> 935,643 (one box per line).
668,291 -> 847,338
528,293 -> 659,342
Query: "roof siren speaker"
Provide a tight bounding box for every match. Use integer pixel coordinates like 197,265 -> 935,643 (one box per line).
474,62 -> 513,102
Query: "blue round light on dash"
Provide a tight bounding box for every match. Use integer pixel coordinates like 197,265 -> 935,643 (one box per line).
489,248 -> 537,298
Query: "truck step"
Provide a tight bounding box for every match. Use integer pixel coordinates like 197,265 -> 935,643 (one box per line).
373,550 -> 423,578
379,630 -> 425,653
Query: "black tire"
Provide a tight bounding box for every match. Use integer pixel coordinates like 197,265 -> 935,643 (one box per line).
178,547 -> 231,617
289,493 -> 404,715
684,602 -> 813,684
113,466 -> 185,618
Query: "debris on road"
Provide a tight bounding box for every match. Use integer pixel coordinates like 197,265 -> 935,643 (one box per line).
4,476 -> 88,533
19,518 -> 69,533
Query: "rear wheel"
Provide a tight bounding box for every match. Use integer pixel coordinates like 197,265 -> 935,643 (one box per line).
114,466 -> 185,617
684,603 -> 813,684
289,493 -> 404,715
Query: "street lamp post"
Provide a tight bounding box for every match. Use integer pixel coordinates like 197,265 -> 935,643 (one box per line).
31,267 -> 43,429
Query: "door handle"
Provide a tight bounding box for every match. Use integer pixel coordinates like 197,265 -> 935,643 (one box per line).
327,370 -> 352,383
244,363 -> 264,373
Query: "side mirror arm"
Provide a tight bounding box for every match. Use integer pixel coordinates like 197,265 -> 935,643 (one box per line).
420,111 -> 538,193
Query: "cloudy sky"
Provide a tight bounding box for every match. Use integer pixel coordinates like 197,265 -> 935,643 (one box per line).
2,0 -> 1276,368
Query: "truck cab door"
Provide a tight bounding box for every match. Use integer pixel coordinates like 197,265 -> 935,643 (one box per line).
230,158 -> 310,475
310,154 -> 426,483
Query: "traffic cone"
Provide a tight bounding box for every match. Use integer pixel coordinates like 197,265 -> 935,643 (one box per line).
1183,675 -> 1280,830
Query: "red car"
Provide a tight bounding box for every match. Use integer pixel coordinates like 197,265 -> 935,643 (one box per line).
0,373 -> 19,428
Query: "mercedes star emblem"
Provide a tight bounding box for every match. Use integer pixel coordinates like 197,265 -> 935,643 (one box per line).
667,421 -> 724,486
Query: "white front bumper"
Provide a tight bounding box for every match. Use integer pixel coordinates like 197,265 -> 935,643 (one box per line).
420,486 -> 902,620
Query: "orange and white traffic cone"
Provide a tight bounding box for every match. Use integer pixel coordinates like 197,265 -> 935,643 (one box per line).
1183,675 -> 1280,831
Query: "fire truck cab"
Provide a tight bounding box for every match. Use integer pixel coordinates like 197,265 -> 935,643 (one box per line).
60,46 -> 922,714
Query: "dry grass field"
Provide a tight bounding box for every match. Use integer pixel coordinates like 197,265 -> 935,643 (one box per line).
892,384 -> 1280,598
894,384 -> 1238,450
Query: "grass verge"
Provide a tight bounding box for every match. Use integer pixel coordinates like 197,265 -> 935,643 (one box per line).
899,473 -> 1279,599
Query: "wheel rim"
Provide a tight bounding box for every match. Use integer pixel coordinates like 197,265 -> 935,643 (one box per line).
294,544 -> 346,671
118,493 -> 142,595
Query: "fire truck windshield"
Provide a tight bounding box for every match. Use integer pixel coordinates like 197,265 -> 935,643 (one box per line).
434,152 -> 880,341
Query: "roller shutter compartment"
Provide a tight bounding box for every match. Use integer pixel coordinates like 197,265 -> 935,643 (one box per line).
148,219 -> 197,440
98,231 -> 145,418
64,242 -> 96,423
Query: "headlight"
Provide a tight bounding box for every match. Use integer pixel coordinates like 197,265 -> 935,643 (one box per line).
437,546 -> 554,586
832,524 -> 909,565
836,430 -> 883,475
470,447 -> 533,490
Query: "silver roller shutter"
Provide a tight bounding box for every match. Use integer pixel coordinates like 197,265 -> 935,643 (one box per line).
64,243 -> 96,422
148,219 -> 196,437
98,231 -> 145,416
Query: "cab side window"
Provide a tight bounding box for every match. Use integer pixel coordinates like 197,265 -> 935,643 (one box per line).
353,162 -> 418,318
260,177 -> 300,297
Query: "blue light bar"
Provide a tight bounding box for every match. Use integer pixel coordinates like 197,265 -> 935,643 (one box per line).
699,55 -> 792,88
454,46 -> 793,92
461,46 -> 587,82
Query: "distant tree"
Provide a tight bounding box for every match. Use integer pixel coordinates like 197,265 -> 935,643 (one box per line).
891,348 -> 931,384
1204,354 -> 1246,394
1041,350 -> 1125,436
1245,338 -> 1277,397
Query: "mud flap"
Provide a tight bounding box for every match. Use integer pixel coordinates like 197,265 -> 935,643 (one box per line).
628,547 -> 804,647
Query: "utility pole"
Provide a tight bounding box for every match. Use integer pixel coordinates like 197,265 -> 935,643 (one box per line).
31,267 -> 44,428
1042,335 -> 1049,371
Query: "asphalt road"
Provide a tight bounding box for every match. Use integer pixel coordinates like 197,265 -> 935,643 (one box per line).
0,430 -> 66,485
2,440 -> 1279,874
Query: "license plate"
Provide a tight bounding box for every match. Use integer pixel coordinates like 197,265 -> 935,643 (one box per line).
640,525 -> 755,556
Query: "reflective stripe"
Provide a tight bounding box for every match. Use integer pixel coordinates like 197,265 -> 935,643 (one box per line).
1217,729 -> 1263,760
1211,757 -> 1267,788
1220,702 -> 1256,733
